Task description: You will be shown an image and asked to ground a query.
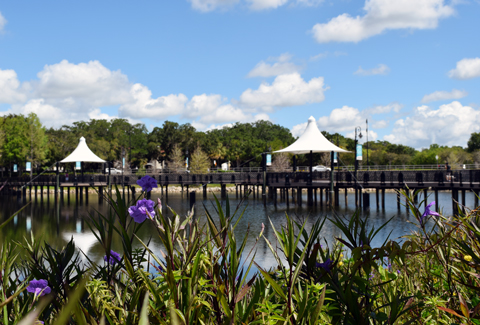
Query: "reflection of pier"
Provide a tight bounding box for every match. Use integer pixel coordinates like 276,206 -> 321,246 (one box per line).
1,169 -> 479,212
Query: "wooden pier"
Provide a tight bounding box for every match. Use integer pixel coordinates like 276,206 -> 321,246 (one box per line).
1,169 -> 479,212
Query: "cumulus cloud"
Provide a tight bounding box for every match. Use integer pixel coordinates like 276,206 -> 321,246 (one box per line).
310,51 -> 347,61
448,58 -> 480,80
312,0 -> 454,43
247,0 -> 289,10
240,73 -> 326,110
384,101 -> 480,147
0,69 -> 27,104
248,53 -> 302,78
317,106 -> 364,132
354,64 -> 390,76
189,0 -> 240,12
421,89 -> 468,103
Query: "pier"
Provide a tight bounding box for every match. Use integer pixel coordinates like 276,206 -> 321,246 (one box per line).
1,169 -> 478,213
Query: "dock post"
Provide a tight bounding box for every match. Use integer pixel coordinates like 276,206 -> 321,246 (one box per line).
320,188 -> 323,206
189,191 -> 196,213
85,187 -> 89,204
40,186 -> 44,203
67,187 -> 70,204
307,188 -> 313,206
397,191 -> 401,210
363,192 -> 370,211
75,186 -> 79,203
462,189 -> 466,212
297,188 -> 302,206
376,188 -> 379,209
99,186 -> 103,204
203,184 -> 207,199
286,188 -> 289,206
424,189 -> 428,207
452,189 -> 458,215
381,188 -> 385,209
435,189 -> 439,210
314,188 -> 317,206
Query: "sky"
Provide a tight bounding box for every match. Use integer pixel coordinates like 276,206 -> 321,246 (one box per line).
0,0 -> 479,149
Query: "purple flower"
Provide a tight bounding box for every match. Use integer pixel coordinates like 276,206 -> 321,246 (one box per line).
27,279 -> 51,296
137,175 -> 157,192
316,259 -> 333,272
128,198 -> 156,223
35,321 -> 44,325
104,250 -> 121,265
421,201 -> 440,225
397,269 -> 401,275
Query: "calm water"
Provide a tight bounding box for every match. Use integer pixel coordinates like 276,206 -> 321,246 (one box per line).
0,189 -> 475,270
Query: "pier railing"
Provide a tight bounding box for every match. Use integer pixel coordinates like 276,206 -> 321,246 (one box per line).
2,169 -> 480,189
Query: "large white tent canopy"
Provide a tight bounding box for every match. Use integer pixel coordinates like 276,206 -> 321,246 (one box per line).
274,116 -> 349,154
60,137 -> 106,163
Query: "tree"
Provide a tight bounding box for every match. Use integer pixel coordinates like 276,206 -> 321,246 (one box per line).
271,152 -> 290,172
168,144 -> 184,172
467,132 -> 480,153
190,146 -> 210,174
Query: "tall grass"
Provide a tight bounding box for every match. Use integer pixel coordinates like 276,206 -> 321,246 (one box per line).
1,183 -> 480,324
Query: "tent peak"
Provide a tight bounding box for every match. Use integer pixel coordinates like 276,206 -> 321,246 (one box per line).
308,116 -> 316,123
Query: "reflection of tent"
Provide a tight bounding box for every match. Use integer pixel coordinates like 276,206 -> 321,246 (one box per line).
274,116 -> 348,155
60,137 -> 106,163
62,232 -> 98,257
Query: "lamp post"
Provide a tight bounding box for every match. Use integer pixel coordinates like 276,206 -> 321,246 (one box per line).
366,119 -> 369,170
354,126 -> 363,207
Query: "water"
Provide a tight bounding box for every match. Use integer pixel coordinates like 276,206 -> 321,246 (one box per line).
0,189 -> 475,270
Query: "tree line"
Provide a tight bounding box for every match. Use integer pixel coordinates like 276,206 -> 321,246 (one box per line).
1,112 -> 479,174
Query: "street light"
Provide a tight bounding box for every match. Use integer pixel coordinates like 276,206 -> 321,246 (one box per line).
355,126 -> 363,207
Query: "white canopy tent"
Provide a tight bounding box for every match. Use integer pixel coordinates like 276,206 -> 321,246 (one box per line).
274,116 -> 349,155
60,137 -> 106,163
272,116 -> 350,206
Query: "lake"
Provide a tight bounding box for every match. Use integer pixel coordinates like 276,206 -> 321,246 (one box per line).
0,188 -> 475,270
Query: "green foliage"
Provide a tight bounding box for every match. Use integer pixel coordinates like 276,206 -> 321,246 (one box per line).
189,146 -> 210,174
7,183 -> 480,323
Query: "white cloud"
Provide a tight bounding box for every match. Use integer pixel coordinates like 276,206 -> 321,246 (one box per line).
0,69 -> 27,104
0,12 -> 6,33
317,106 -> 364,132
189,0 -> 322,11
354,64 -> 390,76
291,122 -> 307,137
119,84 -> 188,120
448,58 -> 480,80
189,0 -> 240,12
185,94 -> 265,130
365,102 -> 402,114
372,120 -> 388,128
240,73 -> 326,110
312,0 -> 454,43
248,53 -> 302,78
421,89 -> 468,103
310,51 -> 347,61
247,0 -> 289,10
383,101 -> 480,147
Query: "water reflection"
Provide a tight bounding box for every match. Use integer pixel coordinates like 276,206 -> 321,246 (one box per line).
0,189 -> 476,270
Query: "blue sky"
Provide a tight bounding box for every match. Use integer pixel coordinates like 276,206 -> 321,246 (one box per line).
0,0 -> 479,149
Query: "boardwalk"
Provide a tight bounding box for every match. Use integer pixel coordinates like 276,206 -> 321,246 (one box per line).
1,169 -> 478,211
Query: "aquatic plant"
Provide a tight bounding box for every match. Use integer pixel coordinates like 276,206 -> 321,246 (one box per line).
3,185 -> 480,323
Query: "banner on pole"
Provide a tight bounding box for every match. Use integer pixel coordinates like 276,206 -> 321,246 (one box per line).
13,164 -> 18,173
333,152 -> 338,163
266,154 -> 272,166
26,162 -> 31,171
75,161 -> 81,170
122,157 -> 125,167
356,144 -> 363,161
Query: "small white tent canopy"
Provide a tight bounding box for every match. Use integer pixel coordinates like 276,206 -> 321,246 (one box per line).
60,137 -> 106,163
274,116 -> 349,154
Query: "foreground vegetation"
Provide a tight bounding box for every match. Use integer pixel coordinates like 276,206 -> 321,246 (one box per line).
2,177 -> 480,324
